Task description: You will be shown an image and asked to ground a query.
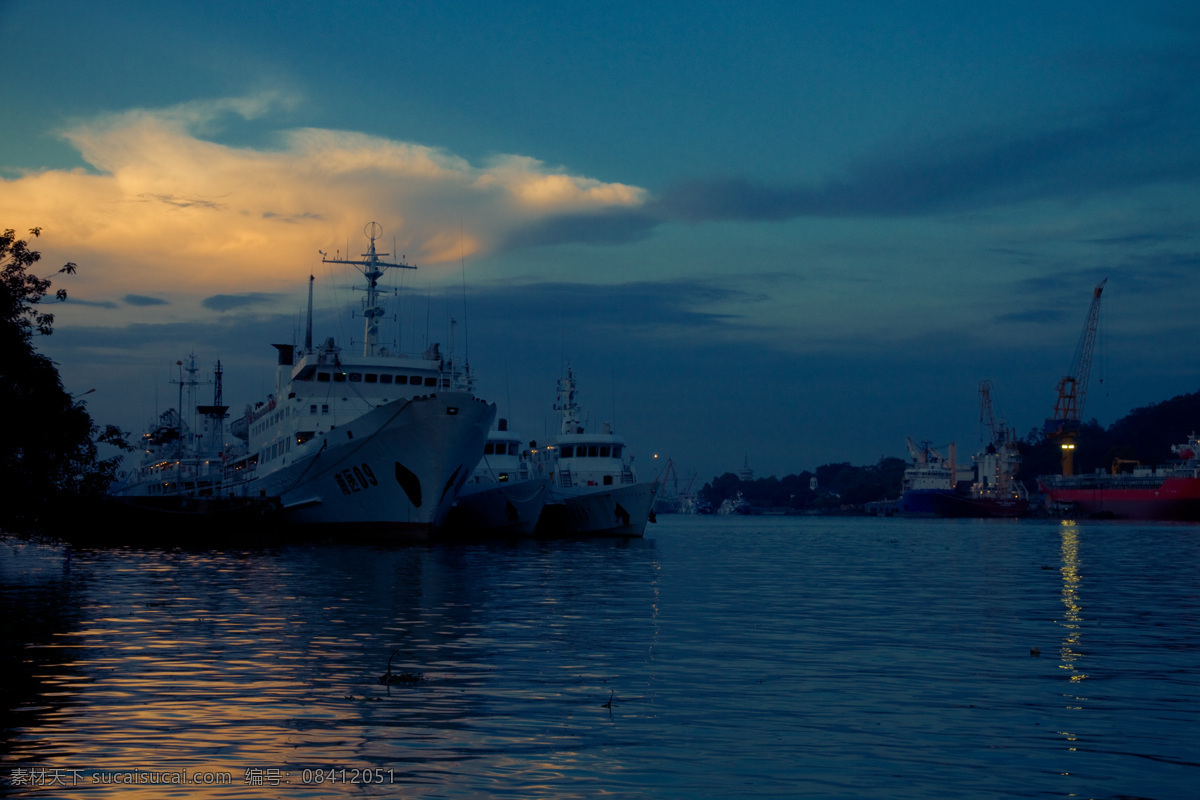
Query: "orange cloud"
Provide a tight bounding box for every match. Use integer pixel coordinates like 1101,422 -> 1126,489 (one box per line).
0,96 -> 648,320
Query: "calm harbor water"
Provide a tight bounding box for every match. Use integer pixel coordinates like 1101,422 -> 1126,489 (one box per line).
2,515 -> 1198,799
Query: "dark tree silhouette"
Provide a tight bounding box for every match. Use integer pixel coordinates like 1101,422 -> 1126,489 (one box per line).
1,227 -> 128,529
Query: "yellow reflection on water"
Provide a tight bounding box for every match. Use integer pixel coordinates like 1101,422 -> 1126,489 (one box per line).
1057,521 -> 1087,685
1057,522 -> 1088,756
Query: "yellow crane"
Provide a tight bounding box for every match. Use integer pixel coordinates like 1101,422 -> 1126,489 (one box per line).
1043,279 -> 1106,476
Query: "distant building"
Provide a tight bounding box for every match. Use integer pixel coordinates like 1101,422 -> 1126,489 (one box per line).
739,456 -> 754,482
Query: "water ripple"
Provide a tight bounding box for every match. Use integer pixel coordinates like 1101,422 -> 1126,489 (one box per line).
3,518 -> 1199,798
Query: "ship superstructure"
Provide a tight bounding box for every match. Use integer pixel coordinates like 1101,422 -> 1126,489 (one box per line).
112,353 -> 230,499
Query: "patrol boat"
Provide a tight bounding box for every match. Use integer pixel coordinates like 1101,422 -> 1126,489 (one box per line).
531,365 -> 658,537
438,418 -> 550,537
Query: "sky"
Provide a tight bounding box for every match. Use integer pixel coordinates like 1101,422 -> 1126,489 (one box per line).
3,0 -> 1200,486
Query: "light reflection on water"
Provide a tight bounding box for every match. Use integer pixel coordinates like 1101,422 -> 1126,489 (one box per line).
2,516 -> 1199,799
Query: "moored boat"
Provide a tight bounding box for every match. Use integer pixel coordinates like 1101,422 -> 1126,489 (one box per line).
109,353 -> 236,503
898,439 -> 958,516
898,382 -> 1030,519
438,418 -> 549,538
531,365 -> 658,537
110,222 -> 495,541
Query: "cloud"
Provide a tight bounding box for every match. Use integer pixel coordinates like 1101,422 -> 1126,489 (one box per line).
652,57 -> 1200,224
0,96 -> 650,309
653,118 -> 1199,222
60,297 -> 119,309
994,309 -> 1064,325
500,208 -> 661,249
123,294 -> 169,306
202,292 -> 280,312
467,277 -> 761,332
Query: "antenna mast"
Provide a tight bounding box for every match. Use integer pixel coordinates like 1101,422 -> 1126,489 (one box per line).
320,222 -> 416,357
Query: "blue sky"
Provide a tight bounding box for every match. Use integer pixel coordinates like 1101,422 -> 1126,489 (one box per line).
3,1 -> 1199,484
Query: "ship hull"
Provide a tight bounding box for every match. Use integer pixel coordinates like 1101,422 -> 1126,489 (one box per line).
926,492 -> 1029,518
438,477 -> 550,538
535,481 -> 659,538
899,489 -> 957,517
1041,476 -> 1200,521
901,488 -> 1028,518
247,392 -> 495,539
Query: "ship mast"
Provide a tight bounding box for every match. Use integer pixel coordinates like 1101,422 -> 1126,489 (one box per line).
320,222 -> 416,357
304,274 -> 314,352
555,365 -> 582,435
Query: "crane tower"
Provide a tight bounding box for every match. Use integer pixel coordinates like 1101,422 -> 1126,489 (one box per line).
1043,279 -> 1106,476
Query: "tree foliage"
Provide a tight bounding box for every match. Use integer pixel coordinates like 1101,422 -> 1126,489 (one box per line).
1,226 -> 76,340
698,456 -> 907,513
1,228 -> 128,529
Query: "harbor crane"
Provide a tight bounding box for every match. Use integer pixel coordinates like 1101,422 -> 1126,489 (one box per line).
1043,279 -> 1106,476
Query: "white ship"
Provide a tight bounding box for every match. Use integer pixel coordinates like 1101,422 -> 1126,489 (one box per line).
107,355 -> 274,526
531,365 -> 658,537
438,418 -> 550,537
113,222 -> 495,540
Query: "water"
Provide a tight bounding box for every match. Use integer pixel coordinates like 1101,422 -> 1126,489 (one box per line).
2,516 -> 1199,799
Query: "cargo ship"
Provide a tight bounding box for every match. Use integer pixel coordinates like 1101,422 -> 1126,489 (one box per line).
1039,432 -> 1200,520
898,439 -> 958,516
899,436 -> 1029,518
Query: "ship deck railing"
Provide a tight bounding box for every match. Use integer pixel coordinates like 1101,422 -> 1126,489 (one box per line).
1044,472 -> 1180,490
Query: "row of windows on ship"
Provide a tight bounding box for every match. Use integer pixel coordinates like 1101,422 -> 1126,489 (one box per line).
556,444 -> 624,459
483,442 -> 625,459
308,371 -> 441,386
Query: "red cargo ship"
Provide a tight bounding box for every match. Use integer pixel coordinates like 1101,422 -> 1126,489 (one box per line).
1039,432 -> 1200,520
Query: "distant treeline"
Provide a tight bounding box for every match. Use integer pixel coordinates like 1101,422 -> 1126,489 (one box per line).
698,458 -> 908,513
698,388 -> 1200,512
